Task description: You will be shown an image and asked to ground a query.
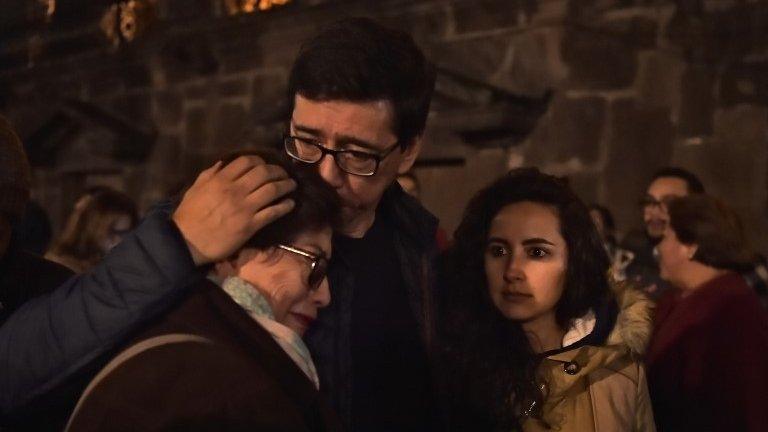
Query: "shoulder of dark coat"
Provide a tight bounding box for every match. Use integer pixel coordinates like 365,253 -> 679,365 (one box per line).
380,183 -> 438,249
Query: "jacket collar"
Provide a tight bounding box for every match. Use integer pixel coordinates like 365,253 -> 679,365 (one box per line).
544,279 -> 654,363
378,182 -> 438,248
201,280 -> 322,409
332,183 -> 438,267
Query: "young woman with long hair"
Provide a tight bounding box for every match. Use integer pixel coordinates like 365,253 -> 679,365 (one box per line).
440,168 -> 655,431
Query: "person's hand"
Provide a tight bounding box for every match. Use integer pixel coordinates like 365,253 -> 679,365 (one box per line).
172,155 -> 296,265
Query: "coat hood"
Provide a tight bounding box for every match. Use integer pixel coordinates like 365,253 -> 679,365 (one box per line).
604,279 -> 654,356
527,282 -> 654,430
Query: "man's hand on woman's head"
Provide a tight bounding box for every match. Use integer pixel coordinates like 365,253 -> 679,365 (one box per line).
173,155 -> 296,266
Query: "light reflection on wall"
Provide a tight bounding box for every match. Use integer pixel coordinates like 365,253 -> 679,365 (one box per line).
224,0 -> 291,15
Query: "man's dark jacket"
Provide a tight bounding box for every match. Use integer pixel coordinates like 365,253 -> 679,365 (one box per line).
0,209 -> 203,426
305,185 -> 441,431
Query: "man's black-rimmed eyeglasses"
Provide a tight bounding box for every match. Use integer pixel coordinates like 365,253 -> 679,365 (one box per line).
284,135 -> 400,177
277,244 -> 329,291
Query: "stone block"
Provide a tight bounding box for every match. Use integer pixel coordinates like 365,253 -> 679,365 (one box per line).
664,3 -> 767,63
604,98 -> 674,228
159,36 -> 219,83
677,65 -> 714,137
213,103 -> 249,150
598,16 -> 658,50
492,31 -> 556,97
219,54 -> 261,74
123,63 -> 152,89
250,72 -> 288,124
163,0 -> 213,20
377,5 -> 448,43
451,0 -> 537,34
561,26 -> 639,90
430,34 -> 512,82
526,94 -> 606,166
568,172 -> 601,205
145,134 -> 186,196
218,78 -> 249,98
84,69 -> 125,99
184,82 -> 214,100
673,104 -> 768,241
154,90 -> 183,126
185,107 -> 210,151
636,52 -> 685,109
110,92 -> 153,127
720,60 -> 768,107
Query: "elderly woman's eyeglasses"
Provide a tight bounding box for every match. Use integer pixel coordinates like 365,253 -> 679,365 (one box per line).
284,135 -> 400,177
277,244 -> 329,291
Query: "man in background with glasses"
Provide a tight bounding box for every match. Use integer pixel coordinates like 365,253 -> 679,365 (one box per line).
621,167 -> 705,299
283,17 -> 439,432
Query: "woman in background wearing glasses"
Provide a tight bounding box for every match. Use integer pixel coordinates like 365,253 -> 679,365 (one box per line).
65,149 -> 341,432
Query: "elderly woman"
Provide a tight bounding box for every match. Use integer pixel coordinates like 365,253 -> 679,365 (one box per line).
647,194 -> 768,431
441,168 -> 655,431
65,150 -> 341,432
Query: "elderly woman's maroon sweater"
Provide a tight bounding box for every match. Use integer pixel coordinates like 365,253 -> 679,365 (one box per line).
647,272 -> 768,432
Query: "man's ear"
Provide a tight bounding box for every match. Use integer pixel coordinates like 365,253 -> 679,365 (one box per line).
684,243 -> 699,261
397,136 -> 423,175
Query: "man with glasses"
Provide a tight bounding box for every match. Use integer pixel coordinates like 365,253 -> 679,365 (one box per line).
621,167 -> 705,298
284,18 -> 439,432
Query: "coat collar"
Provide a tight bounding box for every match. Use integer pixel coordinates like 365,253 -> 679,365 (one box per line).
331,183 -> 438,267
544,279 -> 653,363
378,183 -> 438,250
200,280 -> 323,412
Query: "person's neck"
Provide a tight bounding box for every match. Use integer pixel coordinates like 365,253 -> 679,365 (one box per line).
339,206 -> 377,239
678,263 -> 729,296
522,313 -> 566,354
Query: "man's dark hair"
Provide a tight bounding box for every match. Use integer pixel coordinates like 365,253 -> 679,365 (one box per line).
650,167 -> 705,194
441,167 -> 611,430
287,17 -> 436,148
219,149 -> 341,250
668,194 -> 755,272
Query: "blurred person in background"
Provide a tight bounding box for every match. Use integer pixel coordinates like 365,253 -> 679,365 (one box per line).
46,187 -> 139,273
621,167 -> 705,299
590,203 -> 634,281
0,115 -> 73,324
588,203 -> 618,256
647,194 -> 768,431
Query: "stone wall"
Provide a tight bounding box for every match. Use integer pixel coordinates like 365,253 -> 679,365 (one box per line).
1,0 -> 767,250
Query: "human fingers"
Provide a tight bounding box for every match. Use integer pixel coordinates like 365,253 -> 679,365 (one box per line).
245,178 -> 297,211
189,160 -> 223,187
251,198 -> 296,232
235,163 -> 293,195
217,155 -> 266,181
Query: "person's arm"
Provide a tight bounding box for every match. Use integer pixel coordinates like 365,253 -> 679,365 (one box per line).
0,156 -> 296,415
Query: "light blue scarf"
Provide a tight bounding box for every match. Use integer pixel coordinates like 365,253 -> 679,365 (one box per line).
220,276 -> 320,389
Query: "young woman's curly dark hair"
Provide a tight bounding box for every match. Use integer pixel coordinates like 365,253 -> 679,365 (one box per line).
439,168 -> 611,431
